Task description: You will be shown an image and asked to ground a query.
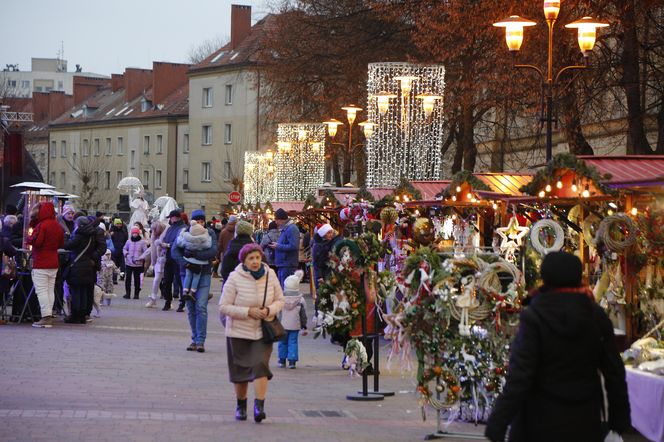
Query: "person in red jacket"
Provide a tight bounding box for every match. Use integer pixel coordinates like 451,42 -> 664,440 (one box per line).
26,202 -> 65,328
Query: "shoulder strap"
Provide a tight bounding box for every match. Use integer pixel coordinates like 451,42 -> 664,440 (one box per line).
71,237 -> 93,266
261,269 -> 269,308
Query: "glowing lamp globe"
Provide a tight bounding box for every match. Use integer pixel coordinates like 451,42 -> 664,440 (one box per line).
565,17 -> 609,56
493,16 -> 537,52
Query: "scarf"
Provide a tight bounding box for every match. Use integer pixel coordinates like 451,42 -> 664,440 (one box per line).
243,264 -> 265,280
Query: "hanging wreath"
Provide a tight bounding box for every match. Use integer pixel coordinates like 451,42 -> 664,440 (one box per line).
529,219 -> 565,255
596,213 -> 637,254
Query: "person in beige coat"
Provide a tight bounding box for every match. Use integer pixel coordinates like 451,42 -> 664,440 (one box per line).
219,243 -> 284,423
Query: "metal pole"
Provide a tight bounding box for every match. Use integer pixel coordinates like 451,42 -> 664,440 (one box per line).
546,19 -> 555,163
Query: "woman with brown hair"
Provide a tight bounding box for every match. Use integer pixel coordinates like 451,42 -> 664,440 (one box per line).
219,243 -> 284,423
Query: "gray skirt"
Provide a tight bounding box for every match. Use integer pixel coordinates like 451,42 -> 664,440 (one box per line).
226,337 -> 274,383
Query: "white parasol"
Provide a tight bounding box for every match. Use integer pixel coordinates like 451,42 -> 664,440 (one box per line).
117,176 -> 144,193
153,195 -> 176,207
20,189 -> 68,196
150,195 -> 179,223
10,181 -> 56,189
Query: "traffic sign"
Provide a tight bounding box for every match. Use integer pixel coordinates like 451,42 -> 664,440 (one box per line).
229,191 -> 242,204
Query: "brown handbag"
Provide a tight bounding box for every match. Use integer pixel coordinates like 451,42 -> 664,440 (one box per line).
260,271 -> 285,343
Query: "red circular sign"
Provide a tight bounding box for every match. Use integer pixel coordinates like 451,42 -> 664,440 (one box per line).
229,191 -> 242,204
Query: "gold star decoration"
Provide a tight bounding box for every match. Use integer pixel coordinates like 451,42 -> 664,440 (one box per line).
496,216 -> 530,262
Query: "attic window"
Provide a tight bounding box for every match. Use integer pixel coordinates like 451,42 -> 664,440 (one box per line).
70,109 -> 83,118
105,108 -> 116,116
83,105 -> 97,118
115,106 -> 129,116
141,98 -> 152,112
230,52 -> 239,61
211,51 -> 226,63
124,108 -> 134,116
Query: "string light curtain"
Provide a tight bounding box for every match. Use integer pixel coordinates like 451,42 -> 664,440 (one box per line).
274,123 -> 326,201
243,151 -> 276,204
366,62 -> 446,187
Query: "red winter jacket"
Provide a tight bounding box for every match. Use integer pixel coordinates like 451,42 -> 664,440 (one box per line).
26,202 -> 64,269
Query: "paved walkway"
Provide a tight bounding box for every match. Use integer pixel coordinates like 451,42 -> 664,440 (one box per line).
0,276 -> 649,442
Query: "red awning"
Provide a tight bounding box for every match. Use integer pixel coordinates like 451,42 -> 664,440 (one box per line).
580,155 -> 664,186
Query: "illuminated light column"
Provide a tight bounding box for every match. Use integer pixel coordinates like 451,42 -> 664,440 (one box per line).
274,123 -> 326,201
366,62 -> 446,187
243,151 -> 276,204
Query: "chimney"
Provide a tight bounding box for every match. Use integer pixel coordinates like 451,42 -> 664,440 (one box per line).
231,4 -> 252,50
111,73 -> 124,92
73,75 -> 111,105
123,68 -> 153,102
32,92 -> 50,122
47,91 -> 66,121
152,62 -> 189,104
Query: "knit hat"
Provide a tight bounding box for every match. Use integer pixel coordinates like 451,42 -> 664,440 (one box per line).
113,218 -> 122,225
540,251 -> 583,288
168,209 -> 181,218
130,226 -> 141,235
189,220 -> 207,236
238,243 -> 264,264
2,215 -> 17,228
228,215 -> 238,224
235,220 -> 254,237
63,205 -> 76,216
75,216 -> 91,227
275,208 -> 289,220
191,209 -> 205,221
284,270 -> 304,292
317,223 -> 334,238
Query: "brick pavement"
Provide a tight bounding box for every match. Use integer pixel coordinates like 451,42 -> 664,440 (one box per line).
0,276 -> 649,442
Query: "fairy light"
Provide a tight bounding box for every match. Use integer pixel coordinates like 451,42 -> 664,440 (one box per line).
538,190 -> 546,198
492,203 -> 498,210
244,151 -> 276,204
582,184 -> 590,198
556,179 -> 563,189
631,207 -> 638,216
366,62 -> 446,187
571,179 -> 578,193
466,193 -> 473,199
452,195 -> 457,201
274,123 -> 326,201
456,186 -> 461,193
545,183 -> 552,192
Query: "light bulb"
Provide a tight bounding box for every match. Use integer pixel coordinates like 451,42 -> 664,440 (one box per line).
466,193 -> 472,199
452,196 -> 457,202
543,0 -> 560,20
582,189 -> 590,198
539,190 -> 546,198
492,203 -> 498,210
456,186 -> 461,193
631,207 -> 638,216
545,184 -> 552,192
572,182 -> 578,193
556,180 -> 563,189
607,209 -> 614,216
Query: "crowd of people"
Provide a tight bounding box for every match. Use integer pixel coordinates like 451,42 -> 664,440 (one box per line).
0,201 -> 631,436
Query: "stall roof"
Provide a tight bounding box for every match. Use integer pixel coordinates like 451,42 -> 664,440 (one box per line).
580,155 -> 664,187
271,201 -> 305,213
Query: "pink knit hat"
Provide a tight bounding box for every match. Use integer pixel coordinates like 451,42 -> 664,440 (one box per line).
238,243 -> 264,264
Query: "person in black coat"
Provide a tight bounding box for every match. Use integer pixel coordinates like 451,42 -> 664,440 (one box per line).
485,252 -> 630,442
220,221 -> 254,282
110,219 -> 128,283
0,216 -> 18,315
63,216 -> 99,324
311,224 -> 340,286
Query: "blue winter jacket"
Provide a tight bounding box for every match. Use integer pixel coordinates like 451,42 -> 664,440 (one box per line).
171,226 -> 217,276
274,221 -> 300,268
162,220 -> 186,260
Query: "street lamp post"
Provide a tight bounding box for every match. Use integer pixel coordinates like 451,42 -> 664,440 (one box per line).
493,2 -> 608,162
323,105 -> 374,186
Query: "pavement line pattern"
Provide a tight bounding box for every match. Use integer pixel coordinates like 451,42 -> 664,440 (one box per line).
89,325 -> 225,335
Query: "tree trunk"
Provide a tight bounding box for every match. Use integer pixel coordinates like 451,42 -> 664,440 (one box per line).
461,102 -> 476,171
621,0 -> 653,154
490,102 -> 508,172
354,147 -> 367,187
331,153 -> 342,187
561,92 -> 594,155
657,101 -> 664,154
342,149 -> 352,186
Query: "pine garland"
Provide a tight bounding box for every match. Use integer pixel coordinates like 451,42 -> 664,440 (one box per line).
303,193 -> 320,210
438,171 -> 491,198
520,153 -> 614,196
320,189 -> 339,208
394,177 -> 423,200
355,186 -> 375,202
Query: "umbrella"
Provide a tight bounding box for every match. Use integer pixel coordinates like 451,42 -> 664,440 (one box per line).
20,189 -> 68,196
153,195 -> 176,207
10,181 -> 56,189
117,176 -> 144,193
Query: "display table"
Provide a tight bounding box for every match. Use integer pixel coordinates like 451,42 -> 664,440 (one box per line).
625,366 -> 664,442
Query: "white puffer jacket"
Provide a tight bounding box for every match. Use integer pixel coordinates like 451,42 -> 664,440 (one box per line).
219,264 -> 285,340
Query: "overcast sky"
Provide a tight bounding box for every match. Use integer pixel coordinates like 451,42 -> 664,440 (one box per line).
2,0 -> 269,76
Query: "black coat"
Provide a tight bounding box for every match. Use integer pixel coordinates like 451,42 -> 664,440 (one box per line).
485,291 -> 630,442
110,224 -> 128,254
63,222 -> 99,286
312,234 -> 340,281
220,234 -> 253,281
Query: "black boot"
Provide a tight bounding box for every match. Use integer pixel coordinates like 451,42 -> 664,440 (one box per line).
253,399 -> 265,423
235,399 -> 247,421
162,300 -> 171,311
133,289 -> 140,300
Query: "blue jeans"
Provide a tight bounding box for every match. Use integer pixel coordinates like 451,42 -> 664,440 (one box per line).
278,330 -> 299,362
183,268 -> 201,292
277,266 -> 297,289
186,272 -> 210,345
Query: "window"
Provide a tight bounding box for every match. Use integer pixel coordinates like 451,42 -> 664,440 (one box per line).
116,171 -> 123,184
224,123 -> 232,144
183,133 -> 189,153
60,172 -> 66,188
51,141 -> 57,158
155,170 -> 162,189
72,152 -> 77,164
143,170 -> 150,189
104,203 -> 110,212
202,87 -> 213,108
93,138 -> 100,156
130,150 -> 136,169
143,136 -> 150,154
183,169 -> 189,189
61,140 -> 67,157
117,137 -> 124,155
201,162 -> 211,182
106,138 -> 112,155
156,135 -> 163,154
225,84 -> 233,105
8,80 -> 16,88
104,171 -> 111,189
21,80 -> 30,89
202,125 -> 212,145
50,172 -> 55,185
223,161 -> 232,180
82,139 -> 89,156
58,80 -> 63,90
93,171 -> 99,186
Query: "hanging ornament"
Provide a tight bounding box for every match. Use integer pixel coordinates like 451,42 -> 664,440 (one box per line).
529,219 -> 565,256
413,217 -> 435,246
496,216 -> 530,263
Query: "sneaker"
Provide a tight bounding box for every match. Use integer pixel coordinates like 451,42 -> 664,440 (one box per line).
186,343 -> 197,351
86,316 -> 93,323
176,304 -> 185,313
32,316 -> 53,328
288,361 -> 296,369
341,355 -> 350,370
278,360 -> 286,368
145,298 -> 156,308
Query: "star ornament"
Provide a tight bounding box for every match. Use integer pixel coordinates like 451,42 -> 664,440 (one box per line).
496,216 -> 530,258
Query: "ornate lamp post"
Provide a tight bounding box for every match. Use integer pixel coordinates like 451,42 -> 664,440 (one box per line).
323,105 -> 374,186
493,2 -> 608,162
